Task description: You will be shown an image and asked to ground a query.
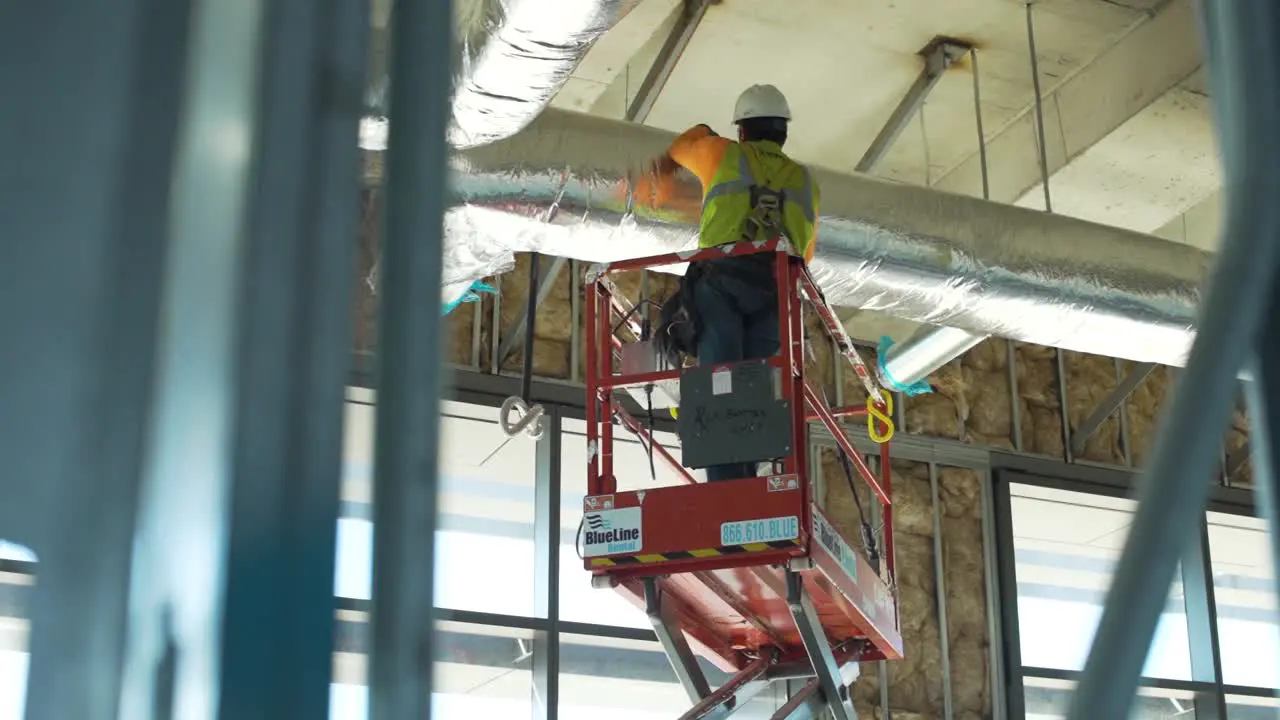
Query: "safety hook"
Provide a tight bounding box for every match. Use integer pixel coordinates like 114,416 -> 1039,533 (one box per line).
866,391 -> 896,444
500,395 -> 546,440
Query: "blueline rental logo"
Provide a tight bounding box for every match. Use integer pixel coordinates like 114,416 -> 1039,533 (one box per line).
585,512 -> 641,554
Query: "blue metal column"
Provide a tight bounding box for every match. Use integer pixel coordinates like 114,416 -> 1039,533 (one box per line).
533,407 -> 563,720
115,0 -> 368,717
209,0 -> 370,717
1,2 -> 193,718
4,0 -> 368,717
1068,3 -> 1280,717
1180,519 -> 1228,718
367,0 -> 455,717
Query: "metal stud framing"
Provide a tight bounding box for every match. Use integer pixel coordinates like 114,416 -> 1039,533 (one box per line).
534,407 -> 564,720
1008,341 -> 1025,452
979,469 -> 1010,720
1055,349 -> 1074,464
366,0 -> 456,715
929,463 -> 955,720
1069,362 -> 1156,460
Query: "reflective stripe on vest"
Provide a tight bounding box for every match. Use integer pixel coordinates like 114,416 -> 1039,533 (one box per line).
698,144 -> 816,253
702,149 -> 816,223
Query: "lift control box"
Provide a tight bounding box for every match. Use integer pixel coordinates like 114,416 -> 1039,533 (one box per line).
677,358 -> 792,469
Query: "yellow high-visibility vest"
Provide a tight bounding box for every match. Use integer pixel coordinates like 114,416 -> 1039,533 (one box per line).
697,140 -> 818,258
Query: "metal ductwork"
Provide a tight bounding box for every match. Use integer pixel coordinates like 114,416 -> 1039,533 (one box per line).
362,0 -> 639,151
434,108 -> 1210,371
878,326 -> 987,393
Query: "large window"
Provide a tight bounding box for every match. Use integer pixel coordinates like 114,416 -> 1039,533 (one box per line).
1206,510 -> 1280,689
1009,483 -> 1192,680
337,394 -> 538,616
0,542 -> 32,720
559,634 -> 784,720
1225,694 -> 1280,719
431,622 -> 536,719
327,617 -> 537,720
0,630 -> 26,720
331,394 -> 790,720
1002,472 -> 1280,718
1021,675 -> 1198,719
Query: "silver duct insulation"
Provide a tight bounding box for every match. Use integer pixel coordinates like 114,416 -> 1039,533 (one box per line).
448,0 -> 639,149
442,108 -> 1212,368
359,0 -> 638,152
880,326 -> 986,392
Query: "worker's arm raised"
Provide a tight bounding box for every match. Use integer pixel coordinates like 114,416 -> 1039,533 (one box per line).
668,124 -> 729,187
630,124 -> 728,209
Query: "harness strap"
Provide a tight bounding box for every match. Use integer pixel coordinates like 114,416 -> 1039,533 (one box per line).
701,144 -> 815,246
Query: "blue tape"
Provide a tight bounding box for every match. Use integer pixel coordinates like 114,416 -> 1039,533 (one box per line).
877,335 -> 934,396
442,281 -> 496,316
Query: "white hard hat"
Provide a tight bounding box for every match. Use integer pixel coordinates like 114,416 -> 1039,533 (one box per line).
733,84 -> 792,123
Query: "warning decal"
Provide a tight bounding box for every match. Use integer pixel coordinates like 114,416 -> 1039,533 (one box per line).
583,494 -> 614,512
766,474 -> 800,492
712,368 -> 732,395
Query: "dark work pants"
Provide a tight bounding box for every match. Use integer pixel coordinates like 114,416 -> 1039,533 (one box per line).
692,260 -> 780,482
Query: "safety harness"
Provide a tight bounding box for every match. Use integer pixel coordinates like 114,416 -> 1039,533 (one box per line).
739,152 -> 788,243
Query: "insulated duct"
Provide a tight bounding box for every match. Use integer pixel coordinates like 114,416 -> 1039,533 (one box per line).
436,108 -> 1211,369
362,0 -> 639,151
450,0 -> 640,148
879,326 -> 986,394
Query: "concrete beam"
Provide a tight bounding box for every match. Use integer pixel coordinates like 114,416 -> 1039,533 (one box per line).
841,4 -> 1212,345
1012,68 -> 1219,233
1152,188 -> 1222,252
933,0 -> 1205,206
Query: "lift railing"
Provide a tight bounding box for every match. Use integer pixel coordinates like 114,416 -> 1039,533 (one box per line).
582,237 -> 898,583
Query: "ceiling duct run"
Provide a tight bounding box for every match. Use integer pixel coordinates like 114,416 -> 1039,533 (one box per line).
435,108 -> 1211,370
365,0 -> 638,150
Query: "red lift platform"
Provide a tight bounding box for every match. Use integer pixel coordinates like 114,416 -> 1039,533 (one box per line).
582,239 -> 903,720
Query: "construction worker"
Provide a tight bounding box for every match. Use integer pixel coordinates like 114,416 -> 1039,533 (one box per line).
642,84 -> 821,481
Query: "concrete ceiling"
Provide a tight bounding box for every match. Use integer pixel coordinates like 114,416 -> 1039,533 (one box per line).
553,0 -> 1223,344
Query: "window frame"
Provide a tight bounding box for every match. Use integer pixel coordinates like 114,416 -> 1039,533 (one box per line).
992,457 -> 1272,718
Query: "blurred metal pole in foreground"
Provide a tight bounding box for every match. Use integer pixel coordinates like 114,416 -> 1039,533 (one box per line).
368,0 -> 456,718
1068,3 -> 1280,718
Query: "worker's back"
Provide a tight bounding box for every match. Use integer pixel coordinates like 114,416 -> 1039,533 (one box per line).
665,117 -> 820,262
698,138 -> 817,258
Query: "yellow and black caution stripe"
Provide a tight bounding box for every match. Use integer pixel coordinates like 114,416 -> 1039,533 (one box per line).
589,539 -> 800,567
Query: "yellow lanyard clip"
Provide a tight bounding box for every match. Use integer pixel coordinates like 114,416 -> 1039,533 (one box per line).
867,391 -> 895,444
